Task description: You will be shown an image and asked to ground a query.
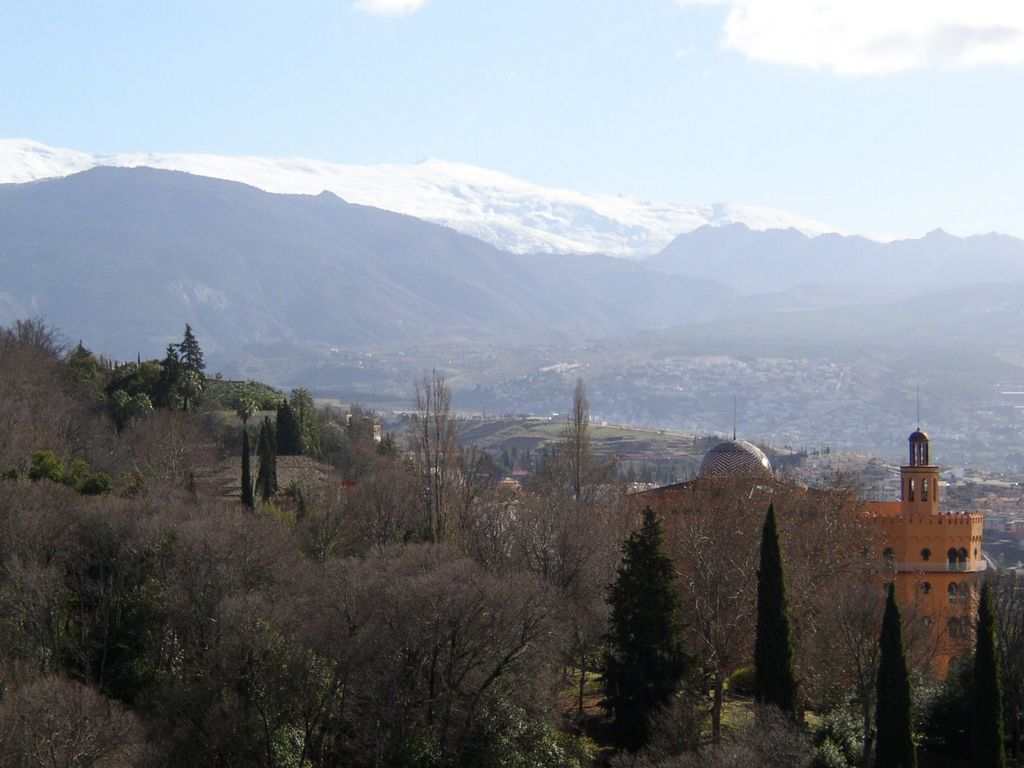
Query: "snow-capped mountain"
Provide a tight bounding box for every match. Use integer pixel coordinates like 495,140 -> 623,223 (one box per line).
0,138 -> 841,257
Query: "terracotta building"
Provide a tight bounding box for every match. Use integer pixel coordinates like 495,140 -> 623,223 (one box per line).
864,429 -> 985,675
635,428 -> 985,678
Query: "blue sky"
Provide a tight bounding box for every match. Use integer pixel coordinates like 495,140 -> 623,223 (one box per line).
2,0 -> 1023,238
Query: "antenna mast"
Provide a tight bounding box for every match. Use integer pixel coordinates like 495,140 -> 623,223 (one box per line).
916,384 -> 920,429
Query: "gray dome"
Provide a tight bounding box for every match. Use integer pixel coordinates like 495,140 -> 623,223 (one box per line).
698,440 -> 773,479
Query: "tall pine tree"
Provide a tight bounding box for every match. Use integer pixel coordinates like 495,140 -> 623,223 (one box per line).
754,503 -> 798,715
241,428 -> 254,509
601,507 -> 688,751
974,580 -> 1007,768
178,323 -> 205,376
875,582 -> 916,768
256,417 -> 277,502
276,399 -> 303,456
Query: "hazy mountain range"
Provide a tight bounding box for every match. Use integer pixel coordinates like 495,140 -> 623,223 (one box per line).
0,139 -> 840,257
0,167 -> 734,357
652,223 -> 1024,295
2,161 -> 1024,361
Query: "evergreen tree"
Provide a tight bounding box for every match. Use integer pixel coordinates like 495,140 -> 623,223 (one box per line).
241,428 -> 254,509
276,399 -> 303,456
875,582 -> 916,768
601,507 -> 688,751
974,580 -> 1007,768
153,343 -> 181,408
378,432 -> 399,457
178,323 -> 205,376
256,417 -> 278,502
754,503 -> 798,715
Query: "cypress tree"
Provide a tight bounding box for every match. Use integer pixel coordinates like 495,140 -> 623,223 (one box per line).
754,503 -> 798,715
256,417 -> 277,502
241,428 -> 254,509
875,582 -> 916,768
276,399 -> 302,456
601,507 -> 688,751
974,580 -> 1006,768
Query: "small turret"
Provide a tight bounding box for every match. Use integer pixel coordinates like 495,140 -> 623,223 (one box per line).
909,429 -> 930,466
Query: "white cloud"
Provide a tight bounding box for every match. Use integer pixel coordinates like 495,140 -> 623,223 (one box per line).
677,0 -> 1024,75
354,0 -> 427,16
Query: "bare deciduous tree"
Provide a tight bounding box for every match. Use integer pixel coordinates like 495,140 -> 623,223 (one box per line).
411,370 -> 458,542
0,675 -> 149,767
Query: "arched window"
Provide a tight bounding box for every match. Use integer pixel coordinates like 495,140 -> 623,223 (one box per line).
933,478 -> 938,501
948,548 -> 958,568
960,616 -> 971,637
948,583 -> 958,602
958,548 -> 968,563
883,547 -> 895,565
921,548 -> 931,562
920,581 -> 932,595
959,582 -> 970,602
908,479 -> 915,502
948,617 -> 961,638
922,478 -> 929,501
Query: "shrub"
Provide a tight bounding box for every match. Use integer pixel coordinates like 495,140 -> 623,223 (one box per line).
63,458 -> 92,489
461,700 -> 591,768
80,472 -> 114,496
727,666 -> 756,696
811,738 -> 848,768
814,704 -> 863,766
28,450 -> 63,483
921,657 -> 973,757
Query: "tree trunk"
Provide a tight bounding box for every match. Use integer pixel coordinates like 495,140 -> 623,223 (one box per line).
711,670 -> 724,743
577,656 -> 587,719
862,698 -> 874,767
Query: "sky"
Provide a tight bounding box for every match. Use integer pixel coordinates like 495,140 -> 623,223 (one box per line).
2,0 -> 1023,239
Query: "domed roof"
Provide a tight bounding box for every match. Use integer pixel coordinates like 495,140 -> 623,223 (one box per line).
698,439 -> 773,479
909,429 -> 929,443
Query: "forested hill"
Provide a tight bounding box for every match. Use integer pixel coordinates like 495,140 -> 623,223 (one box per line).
0,167 -> 732,358
0,320 -> 1017,767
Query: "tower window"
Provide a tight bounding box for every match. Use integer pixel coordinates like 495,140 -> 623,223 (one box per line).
908,479 -> 915,502
922,479 -> 928,501
947,548 -> 958,568
958,548 -> 968,563
921,581 -> 932,595
948,583 -> 958,603
948,617 -> 969,639
883,547 -> 895,564
921,548 -> 931,562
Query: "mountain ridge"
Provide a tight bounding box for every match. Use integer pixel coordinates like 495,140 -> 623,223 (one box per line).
649,221 -> 1024,294
1,138 -> 843,257
0,166 -> 735,358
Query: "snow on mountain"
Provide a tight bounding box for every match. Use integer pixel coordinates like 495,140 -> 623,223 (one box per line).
0,138 -> 842,257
